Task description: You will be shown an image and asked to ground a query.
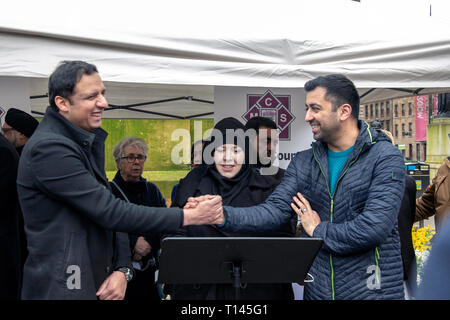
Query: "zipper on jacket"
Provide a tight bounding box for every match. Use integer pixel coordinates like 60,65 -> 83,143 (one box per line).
374,247 -> 381,286
312,145 -> 364,300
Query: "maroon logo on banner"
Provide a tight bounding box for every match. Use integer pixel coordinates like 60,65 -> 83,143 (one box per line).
242,90 -> 295,141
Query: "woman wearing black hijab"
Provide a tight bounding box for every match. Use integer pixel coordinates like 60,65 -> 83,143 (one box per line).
169,117 -> 295,300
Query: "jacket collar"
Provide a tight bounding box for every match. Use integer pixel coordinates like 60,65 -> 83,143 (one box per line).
41,106 -> 109,186
41,105 -> 108,152
311,120 -> 380,160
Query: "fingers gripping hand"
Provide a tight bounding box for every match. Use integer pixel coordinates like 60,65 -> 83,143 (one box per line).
183,195 -> 224,226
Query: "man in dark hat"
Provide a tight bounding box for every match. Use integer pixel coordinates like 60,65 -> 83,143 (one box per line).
1,108 -> 38,279
2,108 -> 39,155
0,134 -> 22,300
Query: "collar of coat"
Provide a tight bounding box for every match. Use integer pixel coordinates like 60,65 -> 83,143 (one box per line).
41,105 -> 108,152
311,120 -> 391,160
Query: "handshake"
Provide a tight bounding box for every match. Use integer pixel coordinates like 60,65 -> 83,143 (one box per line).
182,195 -> 225,226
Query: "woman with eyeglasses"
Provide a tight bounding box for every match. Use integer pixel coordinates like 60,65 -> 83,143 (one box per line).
110,136 -> 166,300
168,117 -> 296,300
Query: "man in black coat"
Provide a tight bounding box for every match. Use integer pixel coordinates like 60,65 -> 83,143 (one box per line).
0,134 -> 21,300
1,108 -> 39,279
16,60 -> 224,300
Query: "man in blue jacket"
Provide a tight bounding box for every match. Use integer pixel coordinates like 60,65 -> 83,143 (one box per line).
192,74 -> 406,299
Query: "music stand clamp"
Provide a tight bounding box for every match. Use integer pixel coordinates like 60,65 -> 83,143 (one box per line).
158,237 -> 323,300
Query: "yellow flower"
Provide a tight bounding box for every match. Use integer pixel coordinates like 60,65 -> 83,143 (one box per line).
412,226 -> 435,252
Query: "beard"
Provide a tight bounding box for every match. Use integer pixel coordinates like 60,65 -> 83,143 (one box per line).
311,119 -> 340,144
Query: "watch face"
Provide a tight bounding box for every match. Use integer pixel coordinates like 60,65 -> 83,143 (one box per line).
119,268 -> 132,281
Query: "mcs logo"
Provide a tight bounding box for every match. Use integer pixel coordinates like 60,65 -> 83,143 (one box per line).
243,90 -> 295,141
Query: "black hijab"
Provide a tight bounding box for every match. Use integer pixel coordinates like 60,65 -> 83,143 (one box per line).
200,117 -> 253,205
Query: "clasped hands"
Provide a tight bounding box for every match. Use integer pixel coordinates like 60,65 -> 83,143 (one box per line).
182,195 -> 225,226
182,192 -> 320,237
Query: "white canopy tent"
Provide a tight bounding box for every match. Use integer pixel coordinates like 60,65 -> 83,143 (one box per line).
1,0 -> 450,119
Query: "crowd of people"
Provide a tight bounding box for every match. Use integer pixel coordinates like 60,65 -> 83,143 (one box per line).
0,60 -> 448,300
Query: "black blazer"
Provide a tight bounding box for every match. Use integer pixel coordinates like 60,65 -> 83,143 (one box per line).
17,106 -> 183,299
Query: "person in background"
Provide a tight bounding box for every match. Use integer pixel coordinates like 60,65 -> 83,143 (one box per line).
169,117 -> 295,300
0,134 -> 21,300
2,108 -> 39,156
1,108 -> 39,285
415,156 -> 450,232
378,128 -> 417,299
110,136 -> 166,300
244,116 -> 285,181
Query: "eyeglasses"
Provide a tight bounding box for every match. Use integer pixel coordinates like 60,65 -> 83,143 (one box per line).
119,154 -> 147,163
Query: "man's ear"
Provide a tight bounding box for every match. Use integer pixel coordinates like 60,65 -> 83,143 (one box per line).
339,104 -> 352,121
54,96 -> 70,113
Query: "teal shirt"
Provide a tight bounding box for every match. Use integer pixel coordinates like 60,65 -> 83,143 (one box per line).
328,145 -> 355,196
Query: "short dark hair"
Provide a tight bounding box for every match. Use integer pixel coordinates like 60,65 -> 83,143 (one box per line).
244,116 -> 278,132
304,74 -> 360,119
48,60 -> 99,108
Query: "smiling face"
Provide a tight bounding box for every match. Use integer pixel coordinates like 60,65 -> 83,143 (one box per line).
214,144 -> 245,178
55,73 -> 107,132
305,86 -> 341,143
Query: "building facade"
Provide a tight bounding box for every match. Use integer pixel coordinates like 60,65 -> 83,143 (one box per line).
360,96 -> 428,162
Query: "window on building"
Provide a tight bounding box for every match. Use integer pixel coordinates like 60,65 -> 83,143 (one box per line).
394,104 -> 398,117
408,122 -> 413,135
380,102 -> 384,117
365,105 -> 368,119
416,143 -> 421,161
386,101 -> 390,116
370,104 -> 373,118
375,103 -> 378,118
402,123 -> 405,135
408,144 -> 413,160
401,103 -> 405,116
395,124 -> 398,137
408,102 -> 413,116
386,120 -> 390,132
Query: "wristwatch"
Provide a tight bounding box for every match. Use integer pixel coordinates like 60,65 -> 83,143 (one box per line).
117,267 -> 133,282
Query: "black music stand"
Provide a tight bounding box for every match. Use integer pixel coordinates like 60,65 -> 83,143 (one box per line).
157,237 -> 323,300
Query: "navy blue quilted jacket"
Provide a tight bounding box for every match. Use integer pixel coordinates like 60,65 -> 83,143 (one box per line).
223,121 -> 406,300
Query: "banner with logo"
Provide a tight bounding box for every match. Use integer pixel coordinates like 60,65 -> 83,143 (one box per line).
214,87 -> 311,169
414,95 -> 427,141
